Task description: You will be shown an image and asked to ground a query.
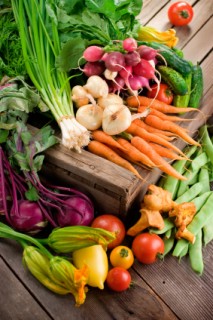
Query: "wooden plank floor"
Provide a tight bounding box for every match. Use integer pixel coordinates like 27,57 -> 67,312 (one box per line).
0,1 -> 213,319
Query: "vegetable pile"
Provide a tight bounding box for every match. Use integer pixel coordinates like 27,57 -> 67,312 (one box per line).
0,0 -> 212,309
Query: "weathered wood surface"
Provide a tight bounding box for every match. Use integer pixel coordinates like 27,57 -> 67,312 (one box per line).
0,1 -> 213,319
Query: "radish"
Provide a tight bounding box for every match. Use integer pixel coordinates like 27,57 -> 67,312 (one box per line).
104,52 -> 125,72
133,59 -> 157,80
137,45 -> 167,65
124,51 -> 141,66
128,75 -> 151,91
83,46 -> 104,62
137,45 -> 157,60
82,61 -> 105,77
122,37 -> 138,52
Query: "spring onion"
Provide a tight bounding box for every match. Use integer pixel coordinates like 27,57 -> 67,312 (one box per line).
11,0 -> 90,151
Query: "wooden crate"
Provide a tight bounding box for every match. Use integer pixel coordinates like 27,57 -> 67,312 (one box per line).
40,86 -> 211,216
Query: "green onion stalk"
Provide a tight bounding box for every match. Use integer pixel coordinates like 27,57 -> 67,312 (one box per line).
11,0 -> 90,151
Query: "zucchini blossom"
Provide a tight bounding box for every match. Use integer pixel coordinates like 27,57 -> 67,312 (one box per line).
136,26 -> 179,48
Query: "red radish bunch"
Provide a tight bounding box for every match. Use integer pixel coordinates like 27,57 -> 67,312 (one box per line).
81,38 -> 161,95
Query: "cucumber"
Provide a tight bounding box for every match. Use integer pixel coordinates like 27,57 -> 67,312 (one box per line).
157,65 -> 188,95
188,63 -> 203,109
137,41 -> 192,76
173,71 -> 192,107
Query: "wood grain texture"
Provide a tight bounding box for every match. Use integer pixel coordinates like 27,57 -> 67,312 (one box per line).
0,257 -> 51,320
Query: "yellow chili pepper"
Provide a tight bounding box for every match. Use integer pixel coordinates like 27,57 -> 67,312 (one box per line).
72,244 -> 108,290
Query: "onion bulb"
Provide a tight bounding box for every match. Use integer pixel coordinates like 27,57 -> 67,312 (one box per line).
102,104 -> 132,135
97,93 -> 123,109
83,75 -> 109,99
76,104 -> 103,131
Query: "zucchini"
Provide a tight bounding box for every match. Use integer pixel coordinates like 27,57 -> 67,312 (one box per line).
157,65 -> 188,96
188,63 -> 203,109
173,71 -> 192,107
137,41 -> 192,76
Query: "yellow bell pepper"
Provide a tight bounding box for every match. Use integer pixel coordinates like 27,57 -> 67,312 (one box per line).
72,244 -> 108,290
136,25 -> 179,48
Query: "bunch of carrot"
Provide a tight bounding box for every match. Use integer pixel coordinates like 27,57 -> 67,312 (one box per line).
87,96 -> 201,181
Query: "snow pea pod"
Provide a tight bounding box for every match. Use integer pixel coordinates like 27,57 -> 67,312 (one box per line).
149,217 -> 174,235
198,167 -> 210,194
175,182 -> 203,204
189,229 -> 204,275
173,192 -> 213,256
161,145 -> 197,199
203,214 -> 213,246
176,151 -> 209,198
199,125 -> 213,165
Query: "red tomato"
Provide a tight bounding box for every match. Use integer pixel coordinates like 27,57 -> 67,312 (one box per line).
106,267 -> 131,292
147,83 -> 173,105
91,214 -> 126,249
168,1 -> 194,26
132,233 -> 164,264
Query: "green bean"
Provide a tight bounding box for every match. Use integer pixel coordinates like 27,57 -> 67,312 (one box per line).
203,214 -> 213,246
192,191 -> 212,212
189,229 -> 204,275
162,145 -> 197,199
176,152 -> 209,198
172,238 -> 188,257
162,235 -> 175,257
199,125 -> 213,165
173,192 -> 213,256
175,182 -> 203,204
165,228 -> 172,239
149,218 -> 174,235
198,167 -> 210,194
178,243 -> 189,259
191,151 -> 209,171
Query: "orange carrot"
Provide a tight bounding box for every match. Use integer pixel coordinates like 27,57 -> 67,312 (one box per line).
126,96 -> 199,114
137,106 -> 193,122
149,143 -> 188,160
132,119 -> 176,139
87,140 -> 143,179
91,130 -> 127,152
126,122 -> 186,156
145,115 -> 201,147
131,136 -> 187,180
116,138 -> 155,168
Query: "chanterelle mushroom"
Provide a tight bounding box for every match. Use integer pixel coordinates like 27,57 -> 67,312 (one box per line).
143,184 -> 176,212
127,205 -> 165,237
169,202 -> 196,243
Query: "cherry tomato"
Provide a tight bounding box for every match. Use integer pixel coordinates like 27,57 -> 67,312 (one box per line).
91,214 -> 126,249
110,246 -> 134,269
132,233 -> 164,264
147,83 -> 173,105
168,1 -> 194,26
106,267 -> 131,292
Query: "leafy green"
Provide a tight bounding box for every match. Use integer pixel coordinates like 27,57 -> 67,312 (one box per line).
6,122 -> 58,173
56,0 -> 143,71
0,6 -> 26,78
